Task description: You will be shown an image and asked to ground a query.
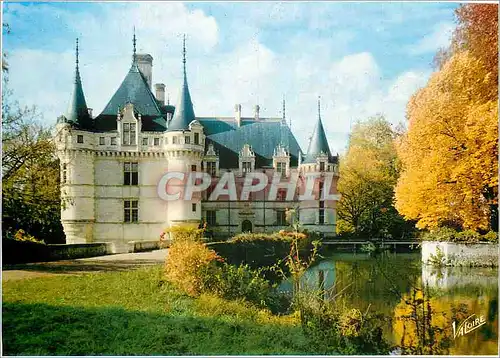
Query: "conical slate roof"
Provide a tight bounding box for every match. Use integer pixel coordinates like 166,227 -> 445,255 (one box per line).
99,62 -> 162,117
65,39 -> 92,129
167,36 -> 195,132
304,99 -> 332,163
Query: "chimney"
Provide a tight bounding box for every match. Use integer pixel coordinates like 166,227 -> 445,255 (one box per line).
235,104 -> 242,127
136,54 -> 153,88
254,105 -> 260,121
87,108 -> 93,118
155,83 -> 166,105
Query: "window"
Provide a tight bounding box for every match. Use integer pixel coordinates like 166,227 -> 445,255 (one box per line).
276,162 -> 286,177
191,165 -> 197,172
276,210 -> 287,226
206,210 -> 216,225
172,136 -> 178,144
319,161 -> 325,171
123,123 -> 136,145
124,162 -> 139,185
206,185 -> 214,200
192,203 -> 196,212
77,135 -> 84,143
319,201 -> 325,224
154,137 -> 160,146
142,137 -> 148,146
99,137 -> 105,145
185,136 -> 191,144
319,182 -> 324,200
111,137 -> 117,145
194,133 -> 199,145
242,161 -> 252,173
62,163 -> 67,184
277,189 -> 286,201
206,161 -> 216,177
124,200 -> 138,223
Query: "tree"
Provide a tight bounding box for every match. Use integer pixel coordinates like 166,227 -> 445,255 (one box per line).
337,115 -> 415,239
2,24 -> 65,243
395,4 -> 498,232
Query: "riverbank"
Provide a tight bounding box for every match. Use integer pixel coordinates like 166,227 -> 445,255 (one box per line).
2,265 -> 309,355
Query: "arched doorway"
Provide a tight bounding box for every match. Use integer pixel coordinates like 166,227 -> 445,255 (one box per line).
241,220 -> 253,233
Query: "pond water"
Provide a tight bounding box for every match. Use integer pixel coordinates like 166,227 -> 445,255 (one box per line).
278,252 -> 498,355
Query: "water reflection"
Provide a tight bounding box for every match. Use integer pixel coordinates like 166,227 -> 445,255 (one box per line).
278,252 -> 498,355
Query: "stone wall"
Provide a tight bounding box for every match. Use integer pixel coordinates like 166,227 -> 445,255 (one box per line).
421,241 -> 498,267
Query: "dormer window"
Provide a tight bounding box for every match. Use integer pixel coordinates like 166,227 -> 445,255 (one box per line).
276,162 -> 286,177
185,136 -> 191,144
123,123 -> 136,145
242,161 -> 252,174
239,144 -> 255,175
194,133 -> 199,145
319,161 -> 325,171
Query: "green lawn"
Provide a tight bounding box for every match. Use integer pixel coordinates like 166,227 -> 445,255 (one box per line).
2,266 -> 310,355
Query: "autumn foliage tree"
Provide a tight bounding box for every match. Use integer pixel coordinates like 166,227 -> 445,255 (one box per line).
395,4 -> 498,231
337,116 -> 415,239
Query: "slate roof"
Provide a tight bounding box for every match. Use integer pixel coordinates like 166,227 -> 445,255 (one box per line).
61,39 -> 93,130
304,113 -> 333,164
198,118 -> 303,169
94,62 -> 167,132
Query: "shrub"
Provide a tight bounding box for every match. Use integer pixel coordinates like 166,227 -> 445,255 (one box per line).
207,263 -> 289,311
483,230 -> 498,243
299,298 -> 390,355
420,227 -> 498,244
164,239 -> 222,296
454,229 -> 481,243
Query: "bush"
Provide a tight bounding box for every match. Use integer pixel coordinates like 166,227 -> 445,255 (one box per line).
164,238 -> 222,296
483,230 -> 498,243
207,263 -> 289,312
299,298 -> 390,355
420,227 -> 498,244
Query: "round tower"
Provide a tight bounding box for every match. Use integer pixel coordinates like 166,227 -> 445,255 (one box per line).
164,35 -> 205,229
55,38 -> 96,244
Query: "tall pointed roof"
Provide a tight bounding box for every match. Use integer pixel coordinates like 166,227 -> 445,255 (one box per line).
98,31 -> 161,119
167,35 -> 196,132
65,38 -> 92,129
304,97 -> 332,163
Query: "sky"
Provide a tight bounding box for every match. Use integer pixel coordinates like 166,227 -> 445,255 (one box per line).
2,1 -> 459,154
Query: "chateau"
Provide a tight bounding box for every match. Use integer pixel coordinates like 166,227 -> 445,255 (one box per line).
55,35 -> 340,253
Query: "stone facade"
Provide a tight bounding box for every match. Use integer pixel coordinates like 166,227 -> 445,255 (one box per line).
421,241 -> 499,267
55,40 -> 340,253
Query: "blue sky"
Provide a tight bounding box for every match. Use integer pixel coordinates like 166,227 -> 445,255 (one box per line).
2,1 -> 459,153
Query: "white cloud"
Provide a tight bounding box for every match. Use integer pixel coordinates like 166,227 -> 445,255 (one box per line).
5,2 -> 433,156
409,21 -> 454,55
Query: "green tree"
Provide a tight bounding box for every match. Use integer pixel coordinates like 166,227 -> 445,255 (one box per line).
337,115 -> 415,239
2,25 -> 65,243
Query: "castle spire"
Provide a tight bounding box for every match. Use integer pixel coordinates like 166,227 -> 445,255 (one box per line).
282,95 -> 286,125
64,38 -> 92,129
182,33 -> 186,76
132,27 -> 137,66
167,34 -> 196,132
303,96 -> 332,164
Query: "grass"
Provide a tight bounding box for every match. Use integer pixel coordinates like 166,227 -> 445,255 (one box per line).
2,265 -> 310,355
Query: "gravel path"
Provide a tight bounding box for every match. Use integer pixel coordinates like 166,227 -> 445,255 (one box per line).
2,249 -> 168,282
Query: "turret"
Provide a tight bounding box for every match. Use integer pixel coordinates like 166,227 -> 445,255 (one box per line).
165,35 -> 205,230
59,38 -> 93,130
55,38 -> 96,245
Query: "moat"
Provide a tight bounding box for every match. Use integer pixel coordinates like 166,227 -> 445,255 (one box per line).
279,252 -> 499,355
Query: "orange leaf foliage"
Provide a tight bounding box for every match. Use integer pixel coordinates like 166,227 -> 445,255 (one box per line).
395,51 -> 498,230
